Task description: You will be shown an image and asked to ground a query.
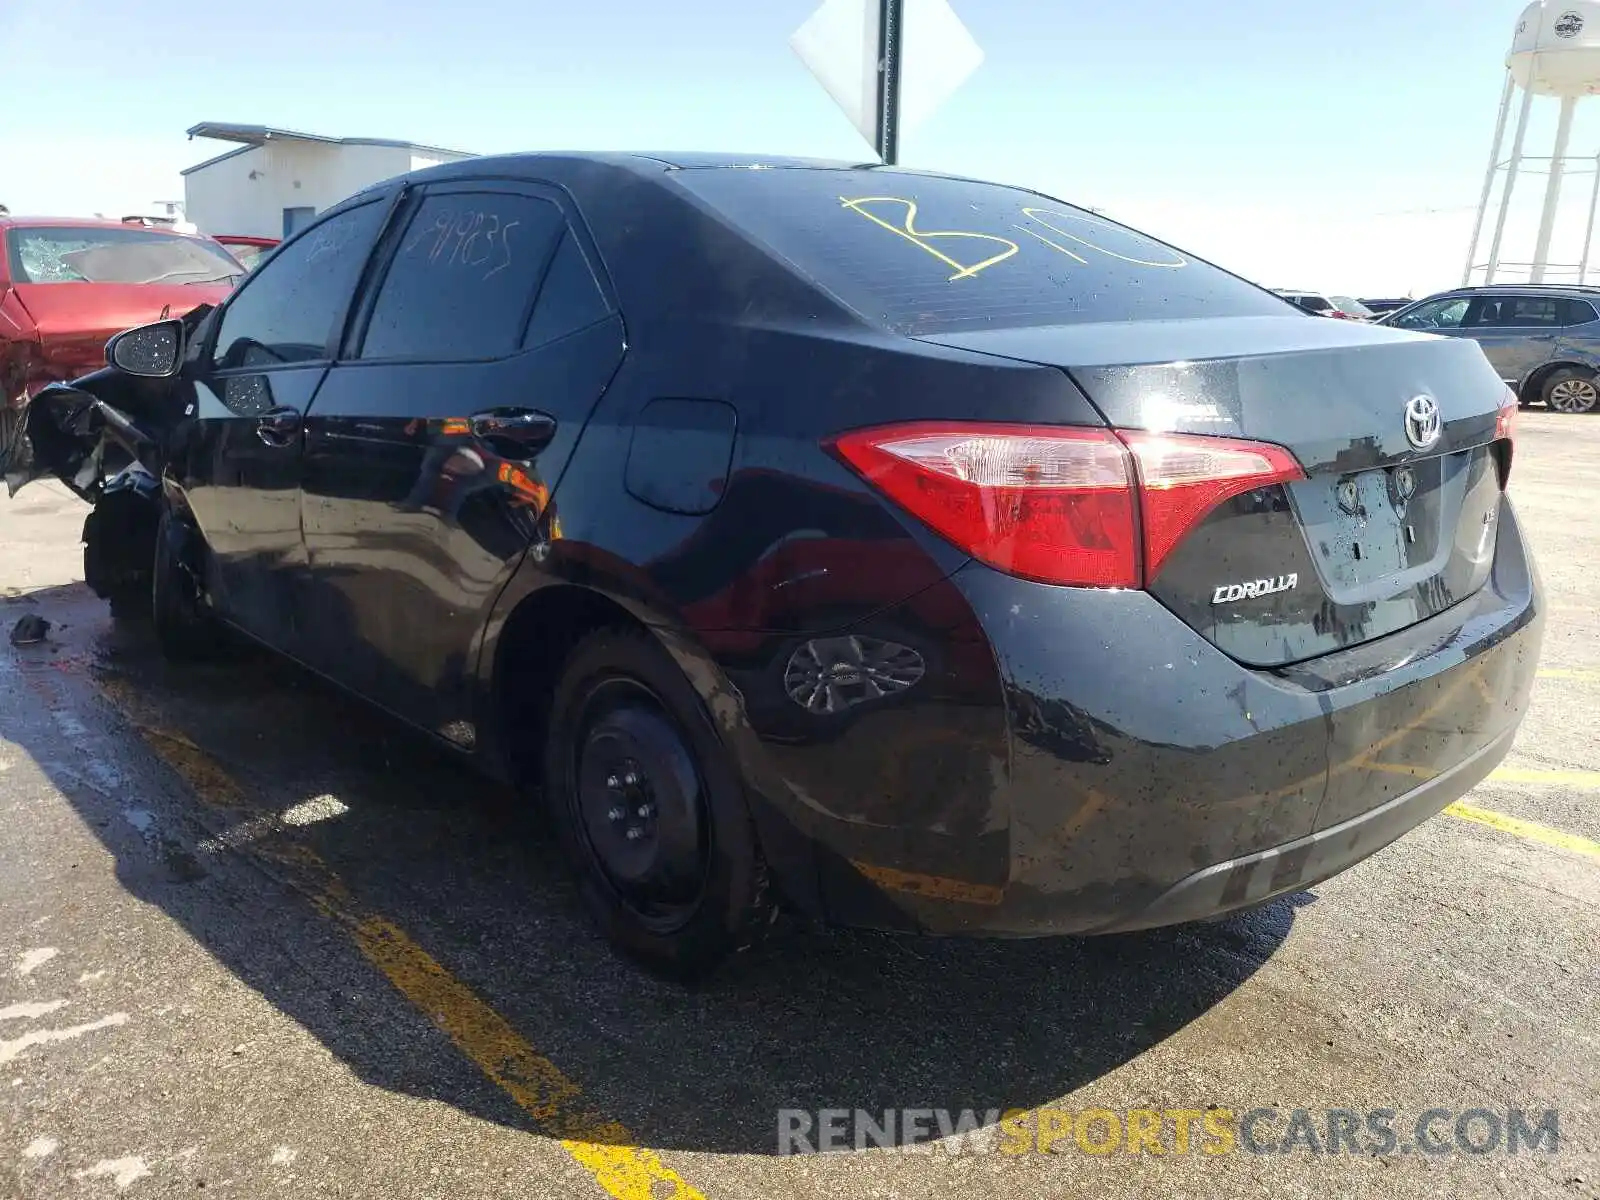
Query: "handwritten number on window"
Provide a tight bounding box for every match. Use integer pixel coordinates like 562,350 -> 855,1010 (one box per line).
838,197 -> 1018,281
839,196 -> 1190,280
403,208 -> 518,281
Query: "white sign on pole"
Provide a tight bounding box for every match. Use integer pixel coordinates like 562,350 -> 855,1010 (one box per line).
789,0 -> 881,150
899,0 -> 984,136
790,0 -> 983,157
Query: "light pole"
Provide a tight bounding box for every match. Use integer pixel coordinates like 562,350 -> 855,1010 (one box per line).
876,0 -> 905,165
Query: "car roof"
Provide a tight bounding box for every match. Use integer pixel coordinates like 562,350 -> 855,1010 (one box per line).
386,149 -> 1028,193
1437,283 -> 1600,298
0,215 -> 218,239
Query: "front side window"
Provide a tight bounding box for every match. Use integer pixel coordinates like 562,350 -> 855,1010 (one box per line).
9,225 -> 241,286
1393,297 -> 1469,330
359,192 -> 565,361
212,201 -> 386,371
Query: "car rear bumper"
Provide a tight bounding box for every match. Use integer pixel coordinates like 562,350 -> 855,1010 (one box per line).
790,496 -> 1542,937
1090,721 -> 1515,933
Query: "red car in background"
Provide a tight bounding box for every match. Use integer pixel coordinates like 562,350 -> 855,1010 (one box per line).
212,234 -> 279,272
1,216 -> 242,409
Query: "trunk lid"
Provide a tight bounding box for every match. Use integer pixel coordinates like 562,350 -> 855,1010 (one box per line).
11,282 -> 231,382
918,316 -> 1512,667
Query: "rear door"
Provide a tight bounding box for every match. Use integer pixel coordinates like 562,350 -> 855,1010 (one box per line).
1555,296 -> 1600,356
1461,293 -> 1562,384
296,180 -> 625,738
181,196 -> 394,650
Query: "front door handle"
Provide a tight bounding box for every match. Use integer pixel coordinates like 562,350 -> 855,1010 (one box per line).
471,407 -> 557,455
256,406 -> 301,448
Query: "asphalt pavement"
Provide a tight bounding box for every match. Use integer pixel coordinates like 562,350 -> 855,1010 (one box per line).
0,416 -> 1596,1200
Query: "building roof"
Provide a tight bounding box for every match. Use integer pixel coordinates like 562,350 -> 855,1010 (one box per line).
182,122 -> 472,175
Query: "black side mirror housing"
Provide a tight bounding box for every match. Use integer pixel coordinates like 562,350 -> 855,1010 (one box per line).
106,318 -> 185,378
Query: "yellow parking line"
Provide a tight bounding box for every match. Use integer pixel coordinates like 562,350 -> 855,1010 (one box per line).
1361,761 -> 1600,790
96,680 -> 703,1200
1445,802 -> 1600,860
1537,668 -> 1600,682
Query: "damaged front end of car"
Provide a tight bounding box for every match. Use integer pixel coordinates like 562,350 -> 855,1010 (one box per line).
1,306 -> 211,617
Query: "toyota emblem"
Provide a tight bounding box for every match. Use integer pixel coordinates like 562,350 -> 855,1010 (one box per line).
1404,394 -> 1442,451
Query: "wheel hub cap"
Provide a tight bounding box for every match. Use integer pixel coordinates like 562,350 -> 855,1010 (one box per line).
1551,379 -> 1598,412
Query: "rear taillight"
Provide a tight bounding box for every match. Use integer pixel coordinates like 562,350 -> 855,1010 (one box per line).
1494,391 -> 1517,488
1119,431 -> 1303,579
1495,393 -> 1517,443
828,423 -> 1304,589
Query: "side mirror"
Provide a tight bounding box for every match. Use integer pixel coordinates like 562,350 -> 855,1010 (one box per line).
106,319 -> 185,378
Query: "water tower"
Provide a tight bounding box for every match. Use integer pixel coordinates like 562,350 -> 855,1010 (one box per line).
1465,1 -> 1600,283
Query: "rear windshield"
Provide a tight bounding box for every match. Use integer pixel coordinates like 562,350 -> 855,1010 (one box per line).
673,167 -> 1286,335
8,226 -> 242,286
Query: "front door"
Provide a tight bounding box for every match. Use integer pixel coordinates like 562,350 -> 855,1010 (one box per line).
178,195 -> 393,651
297,181 -> 625,738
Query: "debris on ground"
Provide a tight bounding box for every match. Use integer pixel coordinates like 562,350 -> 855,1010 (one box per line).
9,614 -> 51,645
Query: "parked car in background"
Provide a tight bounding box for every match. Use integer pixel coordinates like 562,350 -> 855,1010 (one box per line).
1,216 -> 243,410
1274,291 -> 1374,320
1360,297 -> 1413,316
8,153 -> 1538,976
1378,284 -> 1600,412
212,235 -> 279,273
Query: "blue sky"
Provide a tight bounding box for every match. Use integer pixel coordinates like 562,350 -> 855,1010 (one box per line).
0,0 -> 1582,295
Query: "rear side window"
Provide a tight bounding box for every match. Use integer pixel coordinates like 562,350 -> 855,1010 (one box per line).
213,201 -> 385,370
360,193 -> 565,361
1563,298 -> 1598,325
521,232 -> 610,348
674,168 -> 1286,335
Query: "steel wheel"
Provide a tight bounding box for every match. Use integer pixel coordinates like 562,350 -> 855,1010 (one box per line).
1546,373 -> 1600,414
568,679 -> 710,934
543,628 -> 774,977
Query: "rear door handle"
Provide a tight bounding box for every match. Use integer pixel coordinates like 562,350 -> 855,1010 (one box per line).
256,406 -> 302,447
471,407 -> 557,455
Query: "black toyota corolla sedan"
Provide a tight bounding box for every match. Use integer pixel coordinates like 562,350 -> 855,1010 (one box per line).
8,153 -> 1542,975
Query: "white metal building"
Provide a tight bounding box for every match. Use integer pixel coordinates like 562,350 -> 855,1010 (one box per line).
181,122 -> 473,240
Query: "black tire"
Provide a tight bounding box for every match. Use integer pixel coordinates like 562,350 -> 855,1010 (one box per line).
1541,367 -> 1600,414
151,508 -> 225,662
542,628 -> 772,978
83,501 -> 157,622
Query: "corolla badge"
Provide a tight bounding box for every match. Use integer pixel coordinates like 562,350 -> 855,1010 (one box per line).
1404,394 -> 1442,451
1212,573 -> 1298,605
